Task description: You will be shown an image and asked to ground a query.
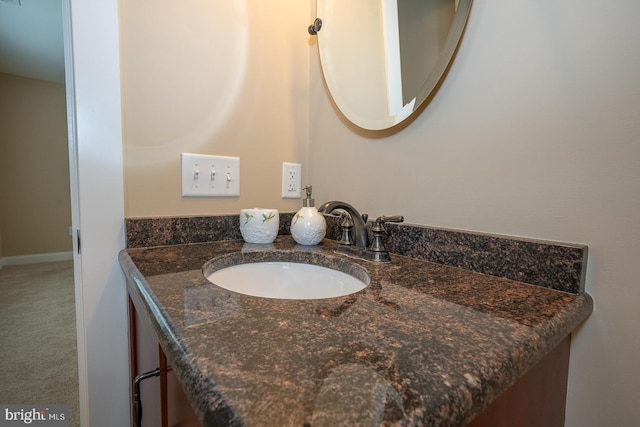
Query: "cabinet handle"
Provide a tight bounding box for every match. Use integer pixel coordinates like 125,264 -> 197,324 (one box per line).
133,368 -> 160,427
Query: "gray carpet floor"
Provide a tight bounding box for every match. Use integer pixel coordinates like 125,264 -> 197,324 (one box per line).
0,261 -> 80,426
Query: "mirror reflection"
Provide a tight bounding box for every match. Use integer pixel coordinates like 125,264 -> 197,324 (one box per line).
315,0 -> 473,130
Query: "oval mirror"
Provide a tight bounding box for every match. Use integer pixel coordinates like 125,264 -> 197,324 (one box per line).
314,0 -> 473,131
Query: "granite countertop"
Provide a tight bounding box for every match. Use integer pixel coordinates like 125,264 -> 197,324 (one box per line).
119,236 -> 592,426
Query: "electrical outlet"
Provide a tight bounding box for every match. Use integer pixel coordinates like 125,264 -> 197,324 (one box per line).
282,162 -> 302,198
181,153 -> 240,197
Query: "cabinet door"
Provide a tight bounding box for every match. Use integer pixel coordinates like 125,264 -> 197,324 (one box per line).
166,368 -> 201,427
129,297 -> 161,427
469,335 -> 571,427
129,296 -> 200,427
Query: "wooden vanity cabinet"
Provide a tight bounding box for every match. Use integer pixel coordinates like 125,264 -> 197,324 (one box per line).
128,296 -> 199,427
469,335 -> 571,427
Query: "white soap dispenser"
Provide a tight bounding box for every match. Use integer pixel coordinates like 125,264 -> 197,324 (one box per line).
290,185 -> 326,245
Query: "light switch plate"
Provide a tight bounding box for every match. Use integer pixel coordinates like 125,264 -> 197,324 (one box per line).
282,162 -> 302,198
181,153 -> 240,197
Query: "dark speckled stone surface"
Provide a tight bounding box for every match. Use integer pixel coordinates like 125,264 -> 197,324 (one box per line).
126,214 -> 587,294
381,222 -> 587,294
125,214 -> 295,248
120,237 -> 592,426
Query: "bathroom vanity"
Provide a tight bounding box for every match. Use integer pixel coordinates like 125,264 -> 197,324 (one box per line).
121,215 -> 592,426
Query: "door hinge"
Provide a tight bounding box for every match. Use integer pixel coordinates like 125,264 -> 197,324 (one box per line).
76,229 -> 81,254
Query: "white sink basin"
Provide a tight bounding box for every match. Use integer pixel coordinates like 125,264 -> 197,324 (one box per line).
205,257 -> 369,300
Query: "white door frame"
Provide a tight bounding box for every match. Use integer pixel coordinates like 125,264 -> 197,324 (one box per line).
62,0 -> 130,425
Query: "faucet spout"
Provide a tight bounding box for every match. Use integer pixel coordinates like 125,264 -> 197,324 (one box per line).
317,201 -> 369,248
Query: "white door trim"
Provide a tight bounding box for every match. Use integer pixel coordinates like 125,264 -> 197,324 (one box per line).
61,1 -> 88,424
62,0 -> 130,425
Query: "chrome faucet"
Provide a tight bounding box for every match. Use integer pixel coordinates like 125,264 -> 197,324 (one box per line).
317,201 -> 370,248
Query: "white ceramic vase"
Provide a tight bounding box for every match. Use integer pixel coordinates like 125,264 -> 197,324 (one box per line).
239,208 -> 279,244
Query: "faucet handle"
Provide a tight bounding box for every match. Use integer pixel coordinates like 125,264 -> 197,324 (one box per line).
338,212 -> 354,246
367,215 -> 404,262
375,215 -> 404,225
371,215 -> 404,236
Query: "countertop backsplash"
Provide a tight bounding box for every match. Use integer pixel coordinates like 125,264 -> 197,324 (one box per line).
125,213 -> 587,294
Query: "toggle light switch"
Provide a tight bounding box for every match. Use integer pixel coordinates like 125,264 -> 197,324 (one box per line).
181,153 -> 240,197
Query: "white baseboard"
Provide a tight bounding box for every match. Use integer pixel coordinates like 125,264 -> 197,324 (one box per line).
0,251 -> 73,269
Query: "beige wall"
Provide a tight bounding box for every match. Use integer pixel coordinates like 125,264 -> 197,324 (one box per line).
119,0 -> 640,425
309,1 -> 640,426
0,73 -> 71,256
120,0 -> 310,217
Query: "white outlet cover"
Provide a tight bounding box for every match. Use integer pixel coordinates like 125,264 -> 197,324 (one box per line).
282,162 -> 302,199
181,153 -> 240,197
